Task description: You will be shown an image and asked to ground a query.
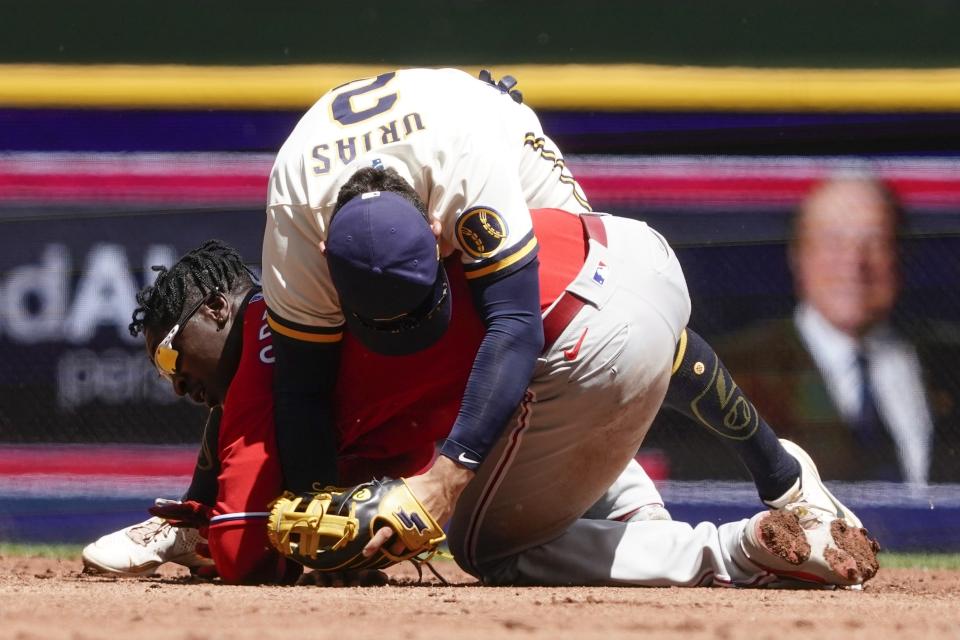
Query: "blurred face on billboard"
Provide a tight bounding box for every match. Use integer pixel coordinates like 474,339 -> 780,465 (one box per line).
791,178 -> 900,338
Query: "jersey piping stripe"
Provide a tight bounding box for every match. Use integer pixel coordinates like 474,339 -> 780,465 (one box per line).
671,328 -> 689,375
209,512 -> 271,524
462,229 -> 537,276
462,235 -> 538,281
559,173 -> 592,211
523,134 -> 592,211
267,317 -> 342,343
266,310 -> 343,344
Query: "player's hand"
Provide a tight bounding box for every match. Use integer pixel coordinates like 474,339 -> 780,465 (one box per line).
405,455 -> 475,526
149,498 -> 212,528
362,456 -> 474,557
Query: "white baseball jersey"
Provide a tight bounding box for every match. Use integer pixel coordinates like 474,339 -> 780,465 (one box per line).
262,67 -> 589,341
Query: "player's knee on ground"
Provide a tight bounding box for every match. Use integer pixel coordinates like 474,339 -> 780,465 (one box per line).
445,527 -> 520,585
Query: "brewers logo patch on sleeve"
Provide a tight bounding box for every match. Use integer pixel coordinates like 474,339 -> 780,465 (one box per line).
456,207 -> 509,259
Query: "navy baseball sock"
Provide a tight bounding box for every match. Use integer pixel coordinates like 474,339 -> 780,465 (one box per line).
662,329 -> 801,502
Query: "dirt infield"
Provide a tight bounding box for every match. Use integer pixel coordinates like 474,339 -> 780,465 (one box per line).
1,556 -> 958,640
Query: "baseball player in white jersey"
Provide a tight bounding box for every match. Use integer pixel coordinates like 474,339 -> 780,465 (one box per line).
264,68 -> 585,335
260,67 -> 878,588
262,67 -> 666,520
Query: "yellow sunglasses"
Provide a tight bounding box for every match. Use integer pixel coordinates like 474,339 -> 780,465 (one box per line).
153,288 -> 219,379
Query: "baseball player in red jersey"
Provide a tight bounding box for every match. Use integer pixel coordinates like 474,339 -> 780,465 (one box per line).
115,241 -> 486,583
194,289 -> 462,583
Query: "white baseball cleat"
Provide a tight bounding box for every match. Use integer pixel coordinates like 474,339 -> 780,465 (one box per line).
741,509 -> 880,588
764,439 -> 862,528
82,516 -> 212,577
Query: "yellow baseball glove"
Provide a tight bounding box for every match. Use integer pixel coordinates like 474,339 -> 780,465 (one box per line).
266,478 -> 446,571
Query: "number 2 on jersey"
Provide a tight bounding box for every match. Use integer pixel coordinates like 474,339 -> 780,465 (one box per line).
331,72 -> 398,126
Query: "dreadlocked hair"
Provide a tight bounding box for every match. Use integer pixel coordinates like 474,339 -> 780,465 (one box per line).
129,239 -> 256,338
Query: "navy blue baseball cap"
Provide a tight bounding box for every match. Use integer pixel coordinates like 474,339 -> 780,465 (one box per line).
325,190 -> 451,356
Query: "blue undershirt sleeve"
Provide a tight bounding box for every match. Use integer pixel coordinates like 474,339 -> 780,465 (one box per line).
439,258 -> 544,469
271,335 -> 341,492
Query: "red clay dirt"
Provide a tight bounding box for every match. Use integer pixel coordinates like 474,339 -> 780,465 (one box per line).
1,555 -> 958,640
828,519 -> 881,583
758,510 -> 811,564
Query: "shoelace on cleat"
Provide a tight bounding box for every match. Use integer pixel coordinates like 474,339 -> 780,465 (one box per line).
780,501 -> 836,530
127,520 -> 173,547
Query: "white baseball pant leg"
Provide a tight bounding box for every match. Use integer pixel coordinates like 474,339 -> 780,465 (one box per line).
447,217 -> 762,585
523,145 -> 669,525
582,457 -> 669,522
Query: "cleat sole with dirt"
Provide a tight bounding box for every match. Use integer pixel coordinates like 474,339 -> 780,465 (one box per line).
743,509 -> 881,588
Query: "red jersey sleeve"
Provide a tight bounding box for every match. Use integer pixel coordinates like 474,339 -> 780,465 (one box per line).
207,294 -> 294,584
